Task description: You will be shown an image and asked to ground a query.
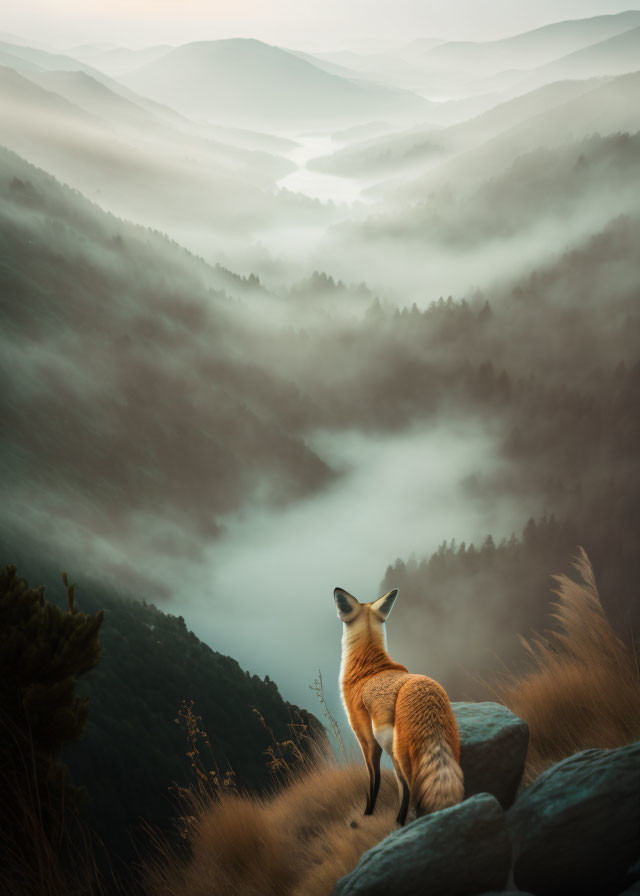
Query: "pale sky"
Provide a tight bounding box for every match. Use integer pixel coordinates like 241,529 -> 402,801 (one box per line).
1,0 -> 637,50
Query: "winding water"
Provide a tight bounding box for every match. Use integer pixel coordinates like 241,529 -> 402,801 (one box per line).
276,135 -> 368,204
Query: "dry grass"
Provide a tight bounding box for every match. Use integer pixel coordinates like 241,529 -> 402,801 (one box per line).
0,713 -> 107,896
145,763 -> 399,896
146,695 -> 399,896
496,547 -> 640,782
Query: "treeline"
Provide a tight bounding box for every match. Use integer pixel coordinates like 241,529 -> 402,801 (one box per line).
380,515 -> 586,698
354,131 -> 640,246
380,504 -> 638,701
371,346 -> 640,691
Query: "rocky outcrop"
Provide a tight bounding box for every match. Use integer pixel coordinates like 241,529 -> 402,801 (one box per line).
507,741 -> 640,896
334,793 -> 510,896
332,704 -> 639,896
453,702 -> 529,808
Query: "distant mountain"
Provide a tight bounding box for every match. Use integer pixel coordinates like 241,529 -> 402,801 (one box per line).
25,67 -> 162,128
0,65 -> 300,251
402,38 -> 446,57
123,38 -> 426,129
0,43 -> 42,73
0,30 -> 52,49
390,70 -> 640,200
19,67 -> 291,184
286,47 -> 368,80
523,24 -> 640,87
0,37 -> 181,114
294,46 -> 442,101
0,38 -> 100,76
68,42 -> 173,77
417,10 -> 640,75
0,63 -> 100,125
0,35 -> 300,156
316,13 -> 640,100
433,77 -> 604,153
312,77 -> 601,179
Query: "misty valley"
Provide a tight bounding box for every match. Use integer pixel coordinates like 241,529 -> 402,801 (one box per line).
1,7 -> 640,894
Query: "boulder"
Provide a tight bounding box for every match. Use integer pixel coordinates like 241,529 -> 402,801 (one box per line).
453,702 -> 529,808
333,793 -> 510,896
507,741 -> 640,896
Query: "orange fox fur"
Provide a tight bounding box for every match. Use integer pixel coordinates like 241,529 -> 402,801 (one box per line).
334,587 -> 464,825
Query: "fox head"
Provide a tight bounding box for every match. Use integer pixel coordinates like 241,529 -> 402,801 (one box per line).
334,586 -> 398,636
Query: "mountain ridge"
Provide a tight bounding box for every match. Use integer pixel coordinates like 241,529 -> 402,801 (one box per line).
123,37 -> 427,129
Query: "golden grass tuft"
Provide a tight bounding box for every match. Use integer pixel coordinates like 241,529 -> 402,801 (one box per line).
497,547 -> 640,782
145,763 -> 399,896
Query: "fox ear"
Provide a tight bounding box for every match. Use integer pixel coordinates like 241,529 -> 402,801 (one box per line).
371,589 -> 398,621
334,587 -> 360,622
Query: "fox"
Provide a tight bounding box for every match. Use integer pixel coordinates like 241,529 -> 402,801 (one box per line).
334,586 -> 464,826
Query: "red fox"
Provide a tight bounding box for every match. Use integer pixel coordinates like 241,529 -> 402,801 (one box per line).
334,587 -> 464,825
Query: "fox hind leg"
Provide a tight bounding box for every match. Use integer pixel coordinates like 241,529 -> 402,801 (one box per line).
392,727 -> 413,826
351,713 -> 383,816
364,741 -> 382,815
391,757 -> 410,825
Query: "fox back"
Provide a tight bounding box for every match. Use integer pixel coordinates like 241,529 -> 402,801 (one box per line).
334,587 -> 463,822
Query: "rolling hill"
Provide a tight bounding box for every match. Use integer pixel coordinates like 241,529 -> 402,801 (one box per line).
522,23 -> 640,88
19,67 -> 292,185
0,37 -> 102,76
312,77 -> 602,179
389,70 -> 640,199
0,34 -> 300,156
68,42 -> 173,76
123,38 -> 427,130
0,65 -> 310,256
416,10 -> 640,75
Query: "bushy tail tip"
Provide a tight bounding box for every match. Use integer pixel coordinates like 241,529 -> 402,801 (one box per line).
413,739 -> 464,817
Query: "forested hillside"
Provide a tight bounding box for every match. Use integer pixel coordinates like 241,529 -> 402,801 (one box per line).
0,544 -> 323,883
0,148 -> 331,594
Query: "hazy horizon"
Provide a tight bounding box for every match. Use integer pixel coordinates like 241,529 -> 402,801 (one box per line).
3,0 -> 639,50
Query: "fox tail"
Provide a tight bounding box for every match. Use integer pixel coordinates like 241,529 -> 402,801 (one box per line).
394,676 -> 464,817
412,734 -> 464,816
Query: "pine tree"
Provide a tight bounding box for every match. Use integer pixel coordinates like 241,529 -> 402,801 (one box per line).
0,564 -> 103,889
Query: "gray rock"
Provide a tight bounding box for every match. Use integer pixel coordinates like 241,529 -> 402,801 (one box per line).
333,793 -> 510,896
619,884 -> 640,896
453,702 -> 529,808
507,741 -> 640,896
